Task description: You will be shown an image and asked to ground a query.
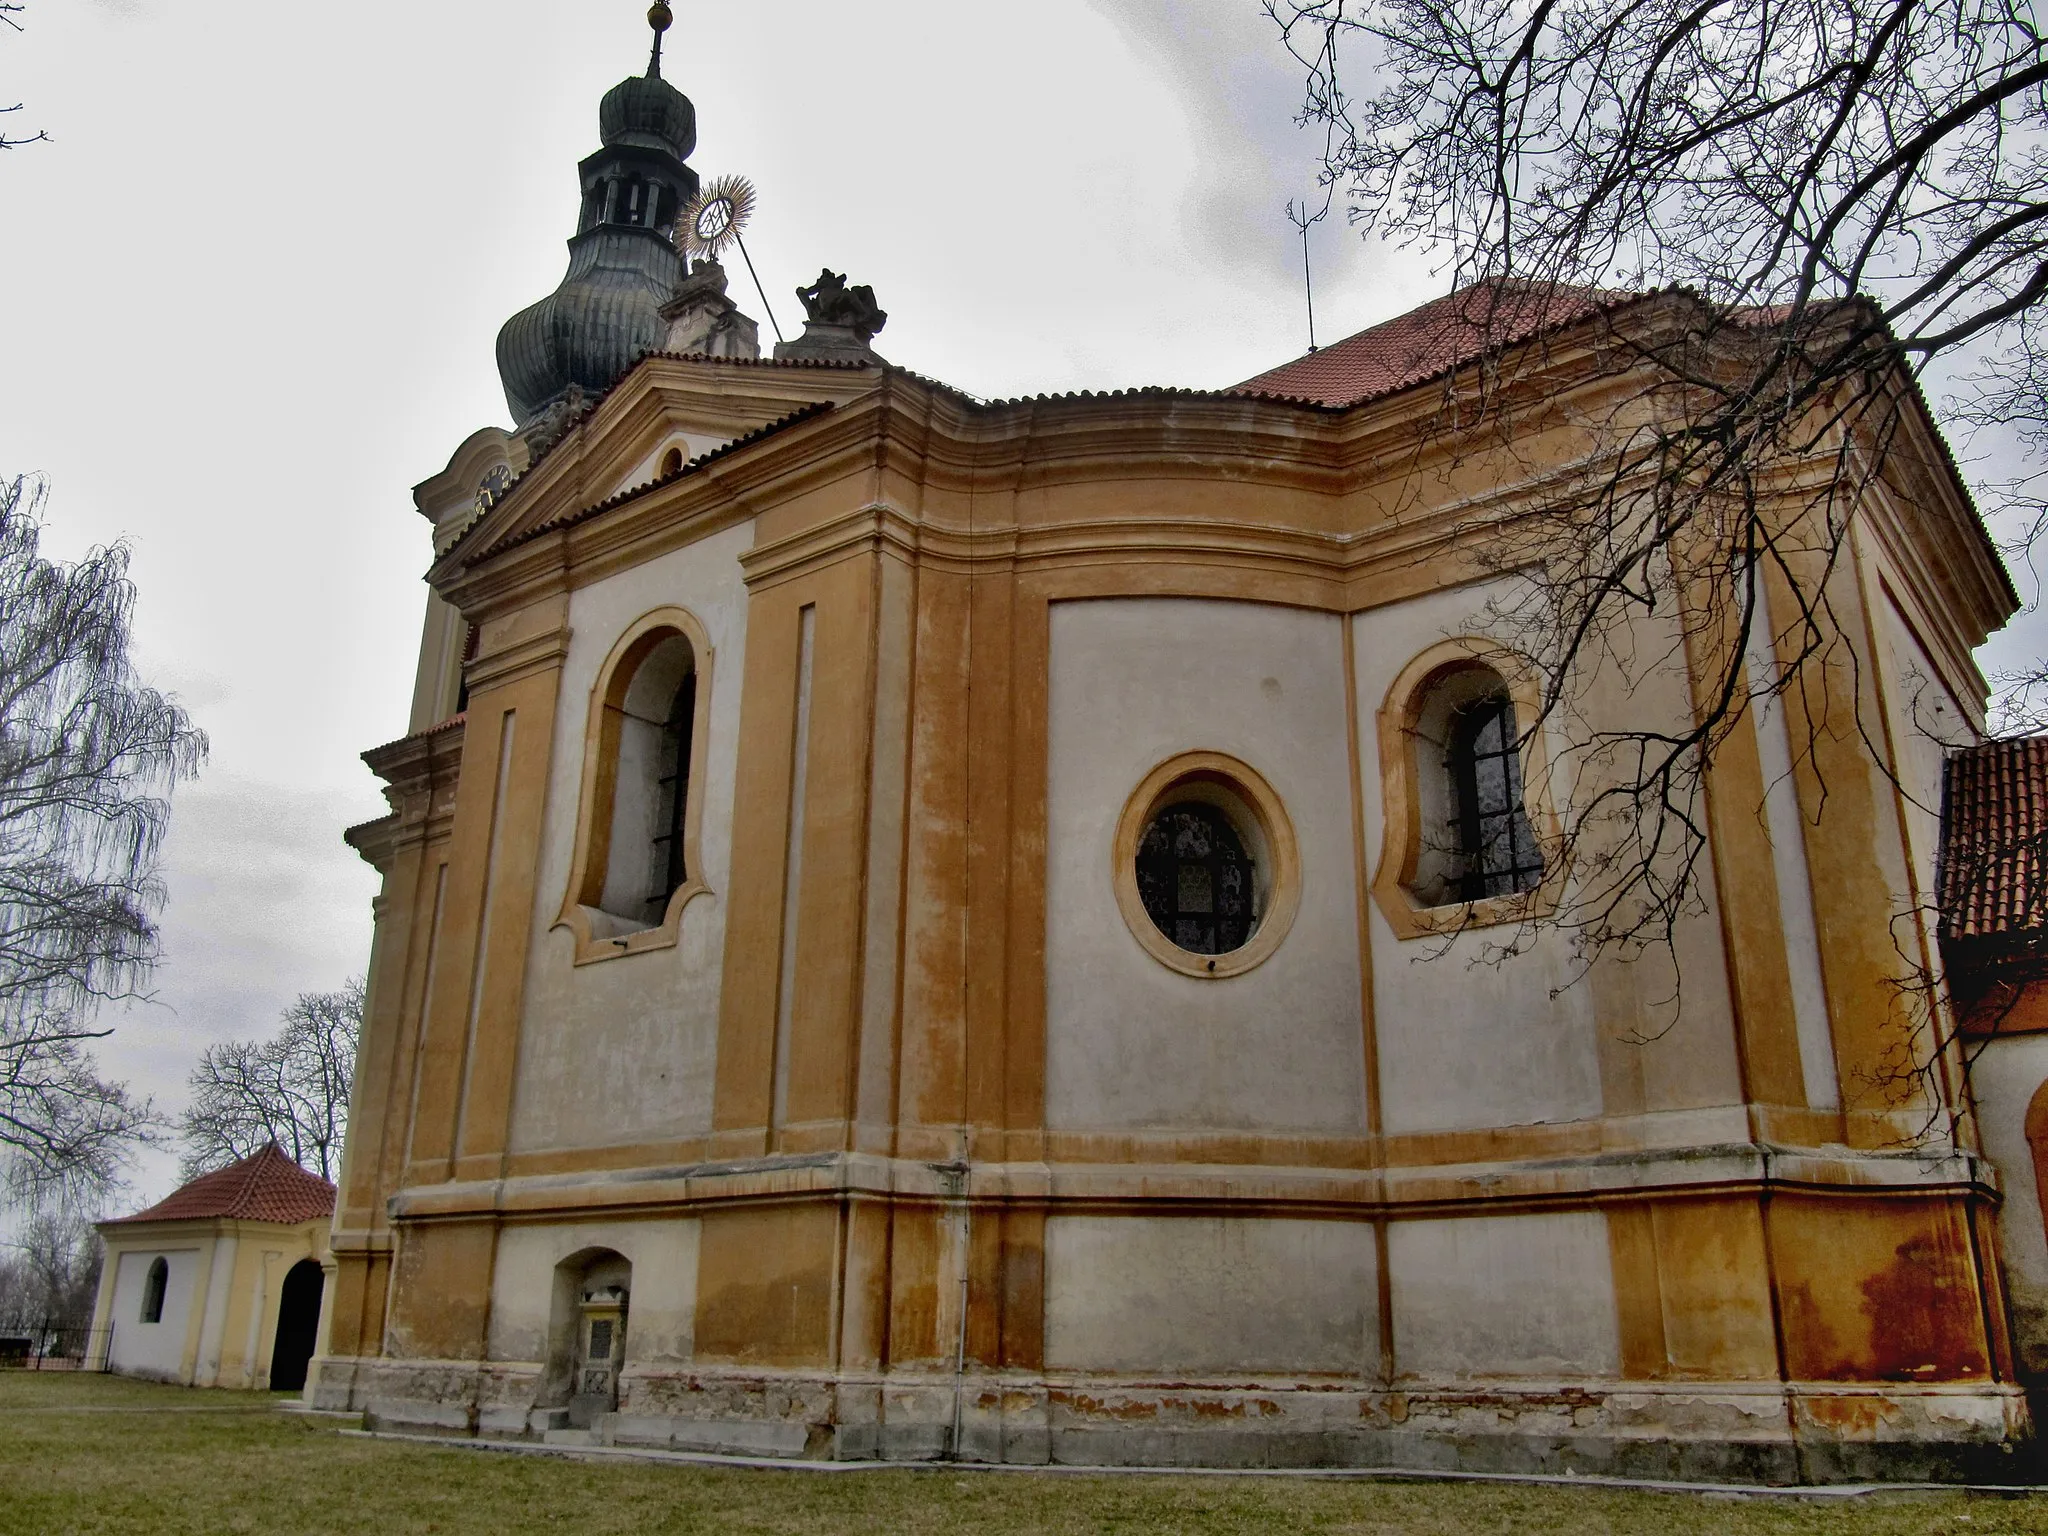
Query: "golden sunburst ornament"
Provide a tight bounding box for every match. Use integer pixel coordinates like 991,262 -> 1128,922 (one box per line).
680,175 -> 758,261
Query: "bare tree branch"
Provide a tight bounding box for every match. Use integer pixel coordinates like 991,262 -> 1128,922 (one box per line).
179,978 -> 363,1184
1262,0 -> 2048,1132
0,1207 -> 101,1331
0,3 -> 47,151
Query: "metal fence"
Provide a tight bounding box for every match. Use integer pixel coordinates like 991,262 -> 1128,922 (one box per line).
0,1319 -> 111,1371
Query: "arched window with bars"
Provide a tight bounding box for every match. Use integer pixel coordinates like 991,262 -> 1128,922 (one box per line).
559,608 -> 715,959
1373,642 -> 1552,932
1446,690 -> 1545,901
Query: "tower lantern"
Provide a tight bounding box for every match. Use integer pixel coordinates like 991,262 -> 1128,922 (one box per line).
494,5 -> 701,448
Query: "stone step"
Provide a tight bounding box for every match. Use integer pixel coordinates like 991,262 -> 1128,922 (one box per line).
543,1428 -> 597,1447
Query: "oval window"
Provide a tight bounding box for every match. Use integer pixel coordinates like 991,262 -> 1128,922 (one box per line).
1111,752 -> 1299,979
1135,802 -> 1257,955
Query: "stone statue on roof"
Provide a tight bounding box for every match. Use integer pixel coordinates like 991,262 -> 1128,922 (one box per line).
773,269 -> 889,364
795,270 -> 888,343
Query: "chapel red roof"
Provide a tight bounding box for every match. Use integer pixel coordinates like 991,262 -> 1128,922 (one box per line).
101,1144 -> 336,1227
1234,279 -> 1623,407
1939,736 -> 2048,942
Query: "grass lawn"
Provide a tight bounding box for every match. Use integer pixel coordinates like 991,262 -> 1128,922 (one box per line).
5,1374 -> 2048,1535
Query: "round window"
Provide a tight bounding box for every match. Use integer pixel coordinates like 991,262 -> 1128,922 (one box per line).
1136,802 -> 1257,954
1112,752 -> 1300,979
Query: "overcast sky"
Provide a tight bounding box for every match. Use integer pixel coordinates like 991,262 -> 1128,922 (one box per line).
2,2 -> 2041,1212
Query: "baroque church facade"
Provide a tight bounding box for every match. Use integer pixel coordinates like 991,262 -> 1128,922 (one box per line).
309,12 -> 2042,1479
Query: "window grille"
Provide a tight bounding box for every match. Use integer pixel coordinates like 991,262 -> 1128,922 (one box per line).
1135,803 -> 1256,955
643,670 -> 696,923
1448,694 -> 1544,900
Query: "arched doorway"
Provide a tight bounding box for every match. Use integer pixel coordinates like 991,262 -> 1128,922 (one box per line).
268,1260 -> 324,1392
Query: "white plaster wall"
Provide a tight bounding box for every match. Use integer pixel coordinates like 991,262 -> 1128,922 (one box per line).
1389,1210 -> 1620,1379
1875,592 -> 1976,903
1352,580 -> 1604,1135
1970,1035 -> 2048,1374
1045,598 -> 1368,1136
487,1218 -> 701,1367
510,519 -> 754,1154
1747,578 -> 1841,1111
192,1233 -> 238,1387
1044,1215 -> 1377,1376
106,1246 -> 203,1380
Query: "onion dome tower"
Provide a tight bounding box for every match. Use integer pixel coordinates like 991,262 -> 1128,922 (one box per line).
496,5 -> 700,448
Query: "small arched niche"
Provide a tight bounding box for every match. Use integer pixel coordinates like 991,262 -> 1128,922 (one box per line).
1374,638 -> 1556,939
542,1249 -> 632,1428
558,608 -> 715,963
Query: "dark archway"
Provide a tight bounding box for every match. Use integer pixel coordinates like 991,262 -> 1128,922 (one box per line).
268,1260 -> 324,1392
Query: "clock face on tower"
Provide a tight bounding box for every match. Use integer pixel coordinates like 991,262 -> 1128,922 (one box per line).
474,464 -> 513,516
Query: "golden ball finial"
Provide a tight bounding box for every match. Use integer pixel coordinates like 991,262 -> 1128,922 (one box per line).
649,3 -> 673,32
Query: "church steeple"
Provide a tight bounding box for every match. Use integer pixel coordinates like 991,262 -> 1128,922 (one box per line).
495,6 -> 702,448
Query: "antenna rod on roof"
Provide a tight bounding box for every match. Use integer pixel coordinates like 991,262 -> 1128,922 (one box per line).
1300,221 -> 1318,353
1286,195 -> 1330,355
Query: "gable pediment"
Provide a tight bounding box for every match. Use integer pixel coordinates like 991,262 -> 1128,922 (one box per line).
434,352 -> 882,585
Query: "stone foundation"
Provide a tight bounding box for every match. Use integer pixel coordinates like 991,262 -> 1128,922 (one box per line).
307,1356 -> 2033,1483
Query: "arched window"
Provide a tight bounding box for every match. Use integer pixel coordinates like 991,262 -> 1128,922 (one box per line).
1372,640 -> 1554,938
644,667 -> 697,924
602,634 -> 695,926
1447,692 -> 1544,900
140,1257 -> 168,1325
1136,802 -> 1256,955
658,446 -> 684,478
560,609 -> 715,961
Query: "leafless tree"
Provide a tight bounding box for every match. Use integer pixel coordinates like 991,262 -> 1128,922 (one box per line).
1264,2 -> 2048,1035
0,475 -> 203,1210
1,3 -> 47,152
179,978 -> 363,1184
0,1207 -> 100,1330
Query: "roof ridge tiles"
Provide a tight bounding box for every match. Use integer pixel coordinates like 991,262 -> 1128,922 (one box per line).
101,1144 -> 336,1228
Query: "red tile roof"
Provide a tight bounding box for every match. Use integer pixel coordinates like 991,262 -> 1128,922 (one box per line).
102,1145 -> 336,1228
1234,279 -> 1625,407
1940,736 -> 2048,942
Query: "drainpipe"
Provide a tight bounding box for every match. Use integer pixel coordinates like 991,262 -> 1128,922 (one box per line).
936,1155 -> 971,1461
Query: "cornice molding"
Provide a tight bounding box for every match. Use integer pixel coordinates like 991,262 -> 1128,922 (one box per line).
420,302 -> 2003,657
465,623 -> 571,695
348,720 -> 466,871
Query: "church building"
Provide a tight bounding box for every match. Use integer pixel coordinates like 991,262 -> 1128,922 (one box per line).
310,8 -> 2038,1479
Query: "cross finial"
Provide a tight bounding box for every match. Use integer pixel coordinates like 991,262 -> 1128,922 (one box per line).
647,3 -> 673,79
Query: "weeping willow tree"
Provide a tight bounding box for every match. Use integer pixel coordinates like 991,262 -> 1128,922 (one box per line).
0,475 -> 206,1210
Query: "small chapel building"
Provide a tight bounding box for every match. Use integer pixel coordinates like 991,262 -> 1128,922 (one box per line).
89,1145 -> 334,1391
308,8 -> 2037,1479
